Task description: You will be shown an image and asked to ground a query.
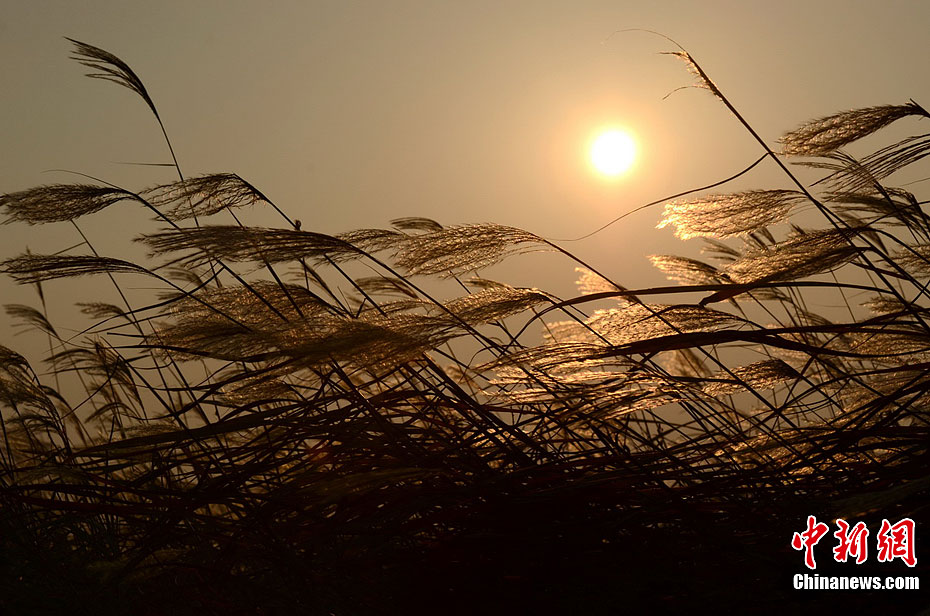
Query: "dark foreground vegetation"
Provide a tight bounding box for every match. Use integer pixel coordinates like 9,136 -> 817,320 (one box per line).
1,39 -> 929,614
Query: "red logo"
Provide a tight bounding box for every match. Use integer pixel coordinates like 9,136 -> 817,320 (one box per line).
833,519 -> 869,564
792,515 -> 830,569
792,516 -> 917,569
876,518 -> 916,567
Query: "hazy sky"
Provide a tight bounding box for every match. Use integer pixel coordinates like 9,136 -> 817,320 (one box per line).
3,0 -> 930,350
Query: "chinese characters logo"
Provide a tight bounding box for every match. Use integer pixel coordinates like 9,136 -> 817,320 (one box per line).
791,516 -> 915,569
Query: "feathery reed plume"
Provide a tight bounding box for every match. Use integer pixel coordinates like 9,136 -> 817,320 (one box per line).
780,102 -> 929,156
702,359 -> 799,396
649,255 -> 727,285
665,50 -> 724,100
587,302 -> 744,343
723,228 -> 861,283
894,243 -> 930,275
390,216 -> 444,232
824,187 -> 926,230
144,173 -> 267,221
444,286 -> 550,325
1,184 -> 135,224
67,38 -> 160,119
5,305 -> 58,338
811,134 -> 930,193
141,225 -> 359,265
657,190 -> 808,239
574,267 -> 623,294
392,223 -> 548,276
78,302 -> 130,322
1,254 -> 151,284
355,275 -> 420,299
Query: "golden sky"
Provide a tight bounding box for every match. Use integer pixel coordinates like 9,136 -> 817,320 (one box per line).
2,0 -> 930,347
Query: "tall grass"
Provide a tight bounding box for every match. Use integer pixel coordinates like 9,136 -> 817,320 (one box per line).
1,40 -> 929,614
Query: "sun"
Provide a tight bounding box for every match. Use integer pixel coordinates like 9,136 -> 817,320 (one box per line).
590,129 -> 637,177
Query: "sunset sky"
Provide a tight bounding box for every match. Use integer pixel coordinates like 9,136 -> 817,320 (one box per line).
3,0 -> 930,347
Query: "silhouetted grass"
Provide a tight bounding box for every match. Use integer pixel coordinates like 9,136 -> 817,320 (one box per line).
1,39 -> 929,615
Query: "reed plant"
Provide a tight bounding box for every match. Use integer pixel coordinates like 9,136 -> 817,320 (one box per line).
1,39 -> 928,614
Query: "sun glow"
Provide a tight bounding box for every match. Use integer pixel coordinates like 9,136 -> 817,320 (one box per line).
590,129 -> 637,177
